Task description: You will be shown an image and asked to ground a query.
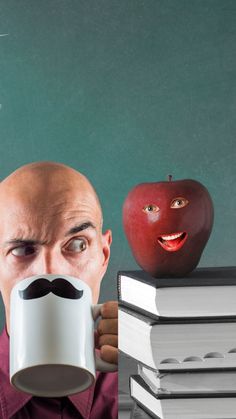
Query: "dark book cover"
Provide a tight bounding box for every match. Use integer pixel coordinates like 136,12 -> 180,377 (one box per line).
130,374 -> 236,400
119,304 -> 236,325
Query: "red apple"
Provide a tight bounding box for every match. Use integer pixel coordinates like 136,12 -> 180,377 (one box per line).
123,176 -> 214,277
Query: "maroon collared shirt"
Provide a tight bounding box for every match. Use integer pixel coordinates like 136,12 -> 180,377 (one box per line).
0,327 -> 118,418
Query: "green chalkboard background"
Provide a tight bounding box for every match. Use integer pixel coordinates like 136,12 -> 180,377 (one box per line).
0,1 -> 235,330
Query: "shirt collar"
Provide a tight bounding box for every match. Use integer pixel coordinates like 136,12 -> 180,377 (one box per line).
0,326 -> 96,419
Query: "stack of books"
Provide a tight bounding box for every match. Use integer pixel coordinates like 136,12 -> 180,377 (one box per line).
118,266 -> 236,418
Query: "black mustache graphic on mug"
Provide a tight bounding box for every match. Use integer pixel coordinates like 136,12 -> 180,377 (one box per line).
18,278 -> 84,300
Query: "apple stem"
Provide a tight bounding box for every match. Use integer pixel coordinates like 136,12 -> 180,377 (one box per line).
168,175 -> 172,182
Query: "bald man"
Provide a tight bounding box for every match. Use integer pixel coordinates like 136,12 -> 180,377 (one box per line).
0,162 -> 118,418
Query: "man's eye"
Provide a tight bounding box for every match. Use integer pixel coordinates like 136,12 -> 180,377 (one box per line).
143,204 -> 159,213
11,246 -> 36,257
170,197 -> 189,209
66,238 -> 87,253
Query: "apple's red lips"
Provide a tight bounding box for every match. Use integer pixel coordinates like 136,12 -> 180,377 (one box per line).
158,231 -> 188,252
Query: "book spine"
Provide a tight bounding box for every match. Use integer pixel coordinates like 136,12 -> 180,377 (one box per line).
117,272 -> 121,300
130,376 -> 161,419
138,363 -> 163,395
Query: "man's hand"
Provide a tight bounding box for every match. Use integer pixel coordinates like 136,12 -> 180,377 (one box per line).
97,301 -> 118,365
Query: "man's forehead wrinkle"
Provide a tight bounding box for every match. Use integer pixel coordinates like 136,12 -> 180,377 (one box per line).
2,225 -> 45,246
33,200 -> 102,222
0,204 -> 101,243
0,205 -> 55,243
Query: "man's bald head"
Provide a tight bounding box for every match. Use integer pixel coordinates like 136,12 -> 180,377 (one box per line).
0,161 -> 103,228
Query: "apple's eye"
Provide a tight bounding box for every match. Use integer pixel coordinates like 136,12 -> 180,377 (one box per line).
171,197 -> 189,209
143,204 -> 159,213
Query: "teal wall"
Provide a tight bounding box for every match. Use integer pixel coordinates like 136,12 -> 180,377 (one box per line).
0,1 -> 235,328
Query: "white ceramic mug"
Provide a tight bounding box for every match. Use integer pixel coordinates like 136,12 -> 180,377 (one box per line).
10,274 -> 117,397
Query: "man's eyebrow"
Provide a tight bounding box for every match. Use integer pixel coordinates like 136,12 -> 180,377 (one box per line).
3,239 -> 46,247
65,222 -> 96,236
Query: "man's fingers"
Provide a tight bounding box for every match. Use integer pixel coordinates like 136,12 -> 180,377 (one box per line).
98,334 -> 118,348
97,318 -> 118,335
96,301 -> 118,351
100,345 -> 118,364
101,301 -> 118,319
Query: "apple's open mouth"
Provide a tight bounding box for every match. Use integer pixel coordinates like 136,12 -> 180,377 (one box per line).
158,231 -> 188,252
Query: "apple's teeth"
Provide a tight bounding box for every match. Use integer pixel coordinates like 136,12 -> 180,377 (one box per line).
161,232 -> 183,241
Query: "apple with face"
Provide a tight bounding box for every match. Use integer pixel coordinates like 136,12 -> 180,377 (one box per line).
123,176 -> 214,277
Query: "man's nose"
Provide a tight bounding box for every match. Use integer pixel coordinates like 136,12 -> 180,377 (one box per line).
34,249 -> 69,275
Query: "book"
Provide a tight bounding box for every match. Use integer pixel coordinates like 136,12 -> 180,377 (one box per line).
138,363 -> 236,395
119,306 -> 236,370
130,375 -> 236,419
118,267 -> 236,319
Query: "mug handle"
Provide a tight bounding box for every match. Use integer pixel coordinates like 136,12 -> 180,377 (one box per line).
92,304 -> 117,372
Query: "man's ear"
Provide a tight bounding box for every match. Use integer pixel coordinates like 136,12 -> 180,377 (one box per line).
101,229 -> 112,272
